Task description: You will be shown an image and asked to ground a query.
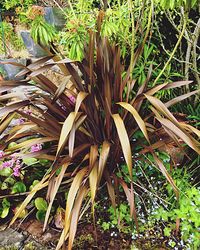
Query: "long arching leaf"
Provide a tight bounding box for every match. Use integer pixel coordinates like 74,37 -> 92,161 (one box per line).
112,114 -> 132,179
117,102 -> 150,143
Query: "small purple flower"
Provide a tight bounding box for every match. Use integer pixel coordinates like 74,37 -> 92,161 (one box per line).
13,165 -> 21,177
30,143 -> 42,153
0,150 -> 5,158
24,109 -> 32,115
69,95 -> 76,104
11,153 -> 17,160
13,118 -> 25,125
1,159 -> 14,169
16,159 -> 21,165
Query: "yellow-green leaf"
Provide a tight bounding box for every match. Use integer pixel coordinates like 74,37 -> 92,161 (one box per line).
57,112 -> 76,156
117,102 -> 150,143
112,114 -> 132,179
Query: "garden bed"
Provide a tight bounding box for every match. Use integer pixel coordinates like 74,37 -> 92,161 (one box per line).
0,1 -> 199,250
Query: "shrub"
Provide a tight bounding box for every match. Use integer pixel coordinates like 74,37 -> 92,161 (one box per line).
0,21 -> 25,55
0,24 -> 199,250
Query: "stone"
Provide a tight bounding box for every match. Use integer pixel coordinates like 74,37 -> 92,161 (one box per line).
0,228 -> 25,249
0,227 -> 53,250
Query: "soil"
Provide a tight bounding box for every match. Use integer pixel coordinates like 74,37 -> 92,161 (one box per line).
0,220 -> 170,250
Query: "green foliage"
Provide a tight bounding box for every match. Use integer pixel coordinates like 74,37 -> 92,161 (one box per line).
0,167 -> 13,177
35,210 -> 45,221
3,0 -> 35,10
0,198 -> 10,219
184,103 -> 200,128
8,142 -> 18,149
35,197 -> 48,211
0,21 -> 25,53
155,187 -> 200,249
117,151 -> 171,186
100,203 -> 132,233
30,16 -> 56,46
11,182 -> 26,193
0,139 -> 50,197
153,168 -> 200,249
35,197 -> 47,222
154,0 -> 198,10
23,157 -> 38,166
29,180 -> 40,191
58,0 -> 151,61
59,20 -> 89,61
73,233 -> 94,249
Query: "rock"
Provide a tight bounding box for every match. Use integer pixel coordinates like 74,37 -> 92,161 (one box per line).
0,228 -> 25,249
20,31 -> 49,58
0,227 -> 53,250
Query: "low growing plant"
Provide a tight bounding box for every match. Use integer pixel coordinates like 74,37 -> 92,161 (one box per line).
30,15 -> 56,46
153,168 -> 200,249
0,21 -> 25,55
100,203 -> 132,234
26,5 -> 57,46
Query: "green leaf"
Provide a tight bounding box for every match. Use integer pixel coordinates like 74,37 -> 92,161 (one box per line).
29,180 -> 40,191
7,142 -> 18,149
169,240 -> 176,248
0,167 -> 12,177
35,197 -> 48,211
164,227 -> 171,236
4,177 -> 15,185
23,157 -> 38,166
11,182 -> 26,194
1,182 -> 8,190
36,210 -> 46,221
0,207 -> 9,218
102,222 -> 110,230
39,159 -> 49,166
2,198 -> 10,208
162,211 -> 169,221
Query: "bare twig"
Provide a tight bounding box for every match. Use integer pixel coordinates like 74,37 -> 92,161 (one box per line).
192,18 -> 200,86
153,9 -> 187,85
155,20 -> 193,65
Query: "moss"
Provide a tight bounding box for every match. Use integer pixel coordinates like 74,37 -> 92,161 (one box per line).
24,242 -> 36,250
0,246 -> 18,250
73,233 -> 94,249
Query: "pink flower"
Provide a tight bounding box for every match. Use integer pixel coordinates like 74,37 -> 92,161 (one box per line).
14,118 -> 25,125
1,159 -> 14,169
30,143 -> 42,153
13,165 -> 21,177
11,153 -> 17,160
0,150 -> 5,158
69,95 -> 76,104
24,109 -> 32,115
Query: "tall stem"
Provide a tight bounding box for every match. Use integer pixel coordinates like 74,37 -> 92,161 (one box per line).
142,0 -> 153,47
153,10 -> 188,85
0,11 -> 7,56
129,0 -> 135,76
68,0 -> 77,19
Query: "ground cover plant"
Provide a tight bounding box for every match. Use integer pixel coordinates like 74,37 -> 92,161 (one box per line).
96,159 -> 200,249
0,1 -> 200,250
0,21 -> 25,56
